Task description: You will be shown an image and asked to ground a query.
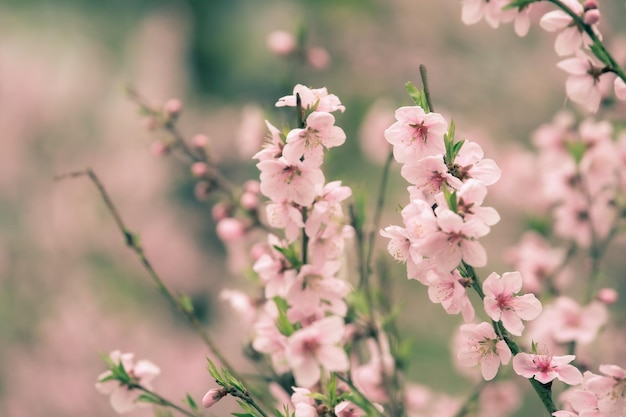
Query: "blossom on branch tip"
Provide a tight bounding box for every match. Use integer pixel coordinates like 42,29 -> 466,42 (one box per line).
557,54 -> 604,113
275,84 -> 345,113
384,106 -> 447,164
512,352 -> 583,385
283,112 -> 346,167
482,271 -> 542,336
461,0 -> 516,29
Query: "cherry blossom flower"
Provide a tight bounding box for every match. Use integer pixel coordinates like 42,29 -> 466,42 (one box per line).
276,85 -> 345,113
257,157 -> 325,207
458,322 -> 511,380
266,200 -> 305,243
291,387 -> 317,417
285,316 -> 349,387
420,207 -> 490,272
451,140 -> 501,185
401,155 -> 462,204
434,179 -> 500,227
283,112 -> 346,167
384,106 -> 447,164
253,120 -> 285,162
482,271 -> 542,336
512,353 -> 583,385
557,54 -> 604,113
95,351 -> 161,414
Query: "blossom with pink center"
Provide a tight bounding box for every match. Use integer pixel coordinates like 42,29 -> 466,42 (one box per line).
461,0 -> 516,28
458,322 -> 511,380
560,387 -> 601,417
283,112 -> 346,167
483,271 -> 542,336
257,157 -> 325,207
384,106 -> 447,164
426,269 -> 475,322
540,0 -> 593,56
304,181 -> 352,239
557,54 -> 604,113
512,353 -> 583,385
452,140 -> 501,185
401,155 -> 463,204
420,207 -> 490,272
285,316 -> 349,387
275,85 -> 345,113
95,351 -> 161,414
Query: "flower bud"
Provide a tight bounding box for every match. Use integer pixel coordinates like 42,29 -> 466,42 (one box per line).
202,387 -> 226,408
212,202 -> 229,221
243,180 -> 261,194
266,30 -> 296,56
192,134 -> 209,148
307,46 -> 330,70
583,9 -> 601,25
597,288 -> 618,305
163,98 -> 182,116
240,191 -> 259,210
583,0 -> 598,10
216,218 -> 246,242
150,141 -> 168,156
191,162 -> 209,178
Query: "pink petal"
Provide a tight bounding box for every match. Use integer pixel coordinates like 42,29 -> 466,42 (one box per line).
615,78 -> 626,100
514,293 -> 543,320
500,271 -> 523,294
557,364 -> 584,385
316,345 -> 349,372
501,309 -> 525,336
496,340 -> 512,365
292,357 -> 321,388
512,353 -> 536,378
461,240 -> 487,267
481,353 -> 501,381
540,10 -> 571,32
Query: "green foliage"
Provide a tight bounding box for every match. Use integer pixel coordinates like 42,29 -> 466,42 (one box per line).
405,81 -> 430,112
273,244 -> 302,270
273,296 -> 297,336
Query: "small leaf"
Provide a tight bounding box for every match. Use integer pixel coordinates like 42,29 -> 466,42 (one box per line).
273,297 -> 296,336
405,81 -> 424,108
206,357 -> 221,381
185,393 -> 199,413
179,293 -> 194,314
137,392 -> 162,405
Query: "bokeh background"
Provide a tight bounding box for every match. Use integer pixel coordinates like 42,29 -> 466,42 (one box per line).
2,1 -> 626,416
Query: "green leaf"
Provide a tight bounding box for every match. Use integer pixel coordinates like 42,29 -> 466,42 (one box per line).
185,393 -> 200,413
179,293 -> 194,314
443,187 -> 458,213
565,141 -> 587,165
405,81 -> 424,108
272,244 -> 302,270
137,392 -> 162,405
273,297 -> 296,336
206,357 -> 221,381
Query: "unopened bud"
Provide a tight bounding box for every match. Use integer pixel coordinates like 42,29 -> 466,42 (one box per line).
243,180 -> 261,194
240,191 -> 259,210
266,30 -> 296,56
163,98 -> 182,116
597,288 -> 618,304
307,47 -> 330,70
583,0 -> 598,10
202,387 -> 227,408
192,134 -> 209,148
150,141 -> 168,156
191,162 -> 209,178
583,9 -> 601,25
216,218 -> 246,242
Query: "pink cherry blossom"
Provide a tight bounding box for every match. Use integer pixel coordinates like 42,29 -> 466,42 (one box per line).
283,112 -> 346,167
401,155 -> 463,204
275,85 -> 345,113
557,54 -> 604,113
202,387 -> 226,408
253,120 -> 285,162
512,353 -> 583,385
257,157 -> 325,207
291,387 -> 317,417
458,322 -> 511,380
285,316 -> 349,387
434,179 -> 500,227
420,207 -> 489,272
95,351 -> 161,414
384,106 -> 447,164
482,271 -> 542,336
452,140 -> 501,186
252,303 -> 290,374
266,200 -> 305,243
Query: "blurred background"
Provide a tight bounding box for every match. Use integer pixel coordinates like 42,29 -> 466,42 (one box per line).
2,1 -> 626,416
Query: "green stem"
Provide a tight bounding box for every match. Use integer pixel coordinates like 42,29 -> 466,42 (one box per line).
419,65 -> 435,112
135,385 -> 200,417
228,389 -> 270,417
